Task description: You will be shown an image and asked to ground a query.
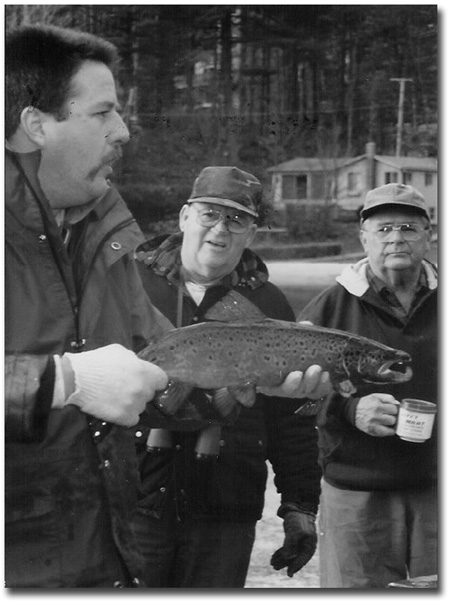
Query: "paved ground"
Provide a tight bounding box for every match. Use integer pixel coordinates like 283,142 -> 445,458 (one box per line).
245,468 -> 319,589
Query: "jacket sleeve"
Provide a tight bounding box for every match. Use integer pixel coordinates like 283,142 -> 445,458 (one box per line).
126,254 -> 174,352
264,395 -> 321,513
298,285 -> 360,426
5,354 -> 55,443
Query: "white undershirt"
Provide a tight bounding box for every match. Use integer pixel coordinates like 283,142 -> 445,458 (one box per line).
185,280 -> 208,305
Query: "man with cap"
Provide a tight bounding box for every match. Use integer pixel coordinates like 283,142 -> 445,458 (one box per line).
298,183 -> 438,588
131,166 -> 331,587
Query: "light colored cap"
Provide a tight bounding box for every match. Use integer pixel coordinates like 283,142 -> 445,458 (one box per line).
361,183 -> 430,221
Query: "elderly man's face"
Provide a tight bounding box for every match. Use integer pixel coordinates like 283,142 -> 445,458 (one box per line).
179,202 -> 257,283
360,208 -> 431,275
37,60 -> 129,208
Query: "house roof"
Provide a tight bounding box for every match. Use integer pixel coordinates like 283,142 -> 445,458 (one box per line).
267,157 -> 350,173
269,154 -> 438,173
372,155 -> 437,171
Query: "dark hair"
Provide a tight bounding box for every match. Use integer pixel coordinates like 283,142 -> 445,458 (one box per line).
5,24 -> 119,139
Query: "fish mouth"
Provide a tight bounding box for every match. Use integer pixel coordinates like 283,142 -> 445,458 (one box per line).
365,360 -> 413,383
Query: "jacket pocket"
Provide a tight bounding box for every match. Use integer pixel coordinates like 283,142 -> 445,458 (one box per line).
136,488 -> 170,520
5,489 -> 60,587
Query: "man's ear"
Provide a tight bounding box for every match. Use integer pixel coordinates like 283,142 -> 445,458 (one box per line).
179,204 -> 190,232
19,106 -> 48,148
245,223 -> 258,247
359,228 -> 369,253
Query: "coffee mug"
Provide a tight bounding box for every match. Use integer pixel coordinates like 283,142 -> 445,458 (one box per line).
396,399 -> 436,443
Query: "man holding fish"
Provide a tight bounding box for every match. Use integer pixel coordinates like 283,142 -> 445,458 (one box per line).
299,183 -> 438,588
132,166 -> 331,587
4,26 -> 328,588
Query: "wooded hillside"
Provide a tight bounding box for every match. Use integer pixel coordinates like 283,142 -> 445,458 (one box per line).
6,5 -> 438,224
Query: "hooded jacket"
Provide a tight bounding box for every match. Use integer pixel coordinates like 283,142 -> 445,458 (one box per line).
134,233 -> 321,522
4,149 -> 172,587
298,258 -> 438,491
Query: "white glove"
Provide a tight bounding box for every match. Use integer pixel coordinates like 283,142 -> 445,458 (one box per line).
62,344 -> 168,427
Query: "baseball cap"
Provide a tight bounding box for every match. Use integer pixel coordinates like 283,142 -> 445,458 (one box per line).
360,183 -> 430,221
187,166 -> 261,218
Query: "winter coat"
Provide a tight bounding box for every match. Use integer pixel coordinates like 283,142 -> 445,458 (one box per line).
4,149 -> 172,587
298,258 -> 438,492
134,234 -> 321,523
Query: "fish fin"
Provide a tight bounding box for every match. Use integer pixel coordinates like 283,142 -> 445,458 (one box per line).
337,380 -> 357,398
204,290 -> 268,322
211,388 -> 240,416
294,400 -> 321,416
152,380 -> 194,416
228,383 -> 257,408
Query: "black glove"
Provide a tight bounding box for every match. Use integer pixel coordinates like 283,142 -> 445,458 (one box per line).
270,505 -> 318,577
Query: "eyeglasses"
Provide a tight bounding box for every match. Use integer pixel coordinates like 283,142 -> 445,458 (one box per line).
363,223 -> 429,242
190,203 -> 254,234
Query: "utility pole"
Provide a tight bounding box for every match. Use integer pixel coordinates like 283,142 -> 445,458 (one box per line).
390,78 -> 413,156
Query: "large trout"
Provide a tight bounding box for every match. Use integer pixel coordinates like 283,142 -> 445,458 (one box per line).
139,318 -> 412,418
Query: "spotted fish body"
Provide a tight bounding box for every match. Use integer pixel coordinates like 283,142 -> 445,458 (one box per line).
139,319 -> 412,414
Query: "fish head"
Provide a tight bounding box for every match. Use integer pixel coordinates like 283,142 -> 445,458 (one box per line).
342,338 -> 413,385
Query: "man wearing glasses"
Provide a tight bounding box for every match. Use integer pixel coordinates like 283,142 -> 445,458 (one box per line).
131,166 -> 331,587
298,183 -> 438,588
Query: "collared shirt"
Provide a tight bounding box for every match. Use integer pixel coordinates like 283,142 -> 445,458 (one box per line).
367,266 -> 430,321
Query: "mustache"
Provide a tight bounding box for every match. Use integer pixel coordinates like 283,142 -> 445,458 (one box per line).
88,150 -> 122,179
102,149 -> 122,166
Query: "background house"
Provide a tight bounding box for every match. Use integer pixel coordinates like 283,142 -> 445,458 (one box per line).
268,142 -> 438,224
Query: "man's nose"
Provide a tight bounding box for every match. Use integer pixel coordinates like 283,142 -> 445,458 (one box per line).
211,217 -> 230,234
108,112 -> 130,145
388,228 -> 407,242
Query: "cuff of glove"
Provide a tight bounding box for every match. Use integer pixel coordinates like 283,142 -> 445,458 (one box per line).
63,350 -> 128,410
277,502 -> 317,520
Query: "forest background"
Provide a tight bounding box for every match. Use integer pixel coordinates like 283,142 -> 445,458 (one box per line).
5,3 -> 438,238
4,3 -> 441,590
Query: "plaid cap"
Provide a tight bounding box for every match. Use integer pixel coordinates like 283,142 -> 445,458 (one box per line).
187,166 -> 261,217
361,183 -> 430,221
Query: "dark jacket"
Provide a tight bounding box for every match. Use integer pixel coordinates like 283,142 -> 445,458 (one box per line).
134,234 -> 321,523
4,149 -> 172,587
298,258 -> 438,492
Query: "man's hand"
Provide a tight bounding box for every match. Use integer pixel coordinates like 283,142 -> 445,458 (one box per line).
271,508 -> 318,577
61,344 -> 168,427
258,365 -> 332,399
355,393 -> 399,436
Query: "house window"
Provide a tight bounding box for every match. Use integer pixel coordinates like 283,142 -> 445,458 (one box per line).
403,172 -> 412,184
282,174 -> 307,200
347,172 -> 360,192
385,172 -> 398,184
425,172 -> 433,186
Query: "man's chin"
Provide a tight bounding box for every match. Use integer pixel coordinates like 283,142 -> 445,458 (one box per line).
91,177 -> 112,198
386,257 -> 412,269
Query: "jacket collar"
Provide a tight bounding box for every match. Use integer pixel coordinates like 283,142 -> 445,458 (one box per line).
336,257 -> 438,297
7,148 -> 143,262
135,232 -> 269,290
7,148 -> 101,226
